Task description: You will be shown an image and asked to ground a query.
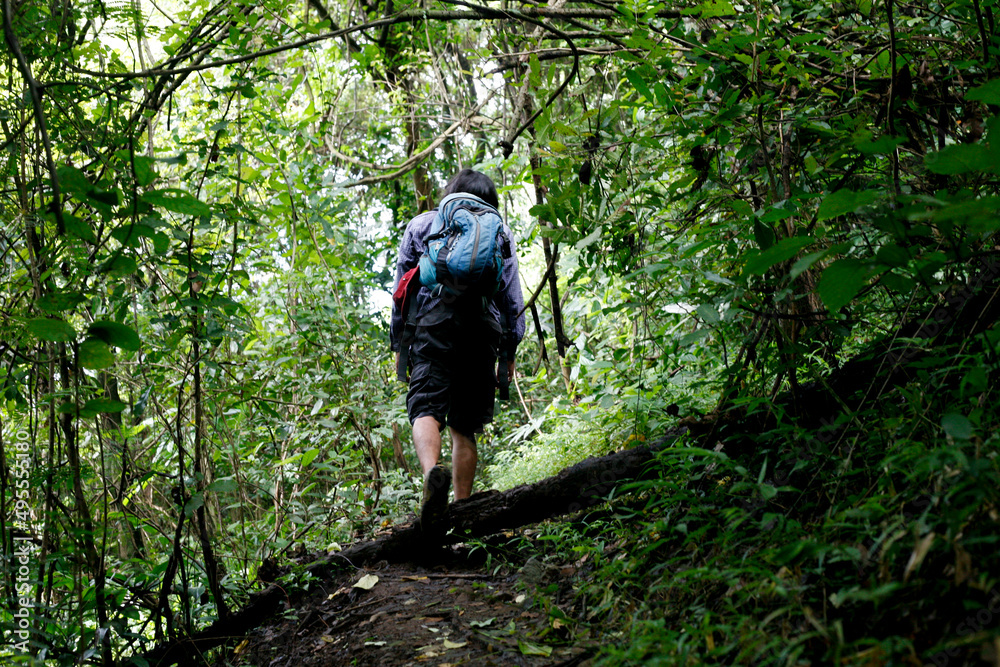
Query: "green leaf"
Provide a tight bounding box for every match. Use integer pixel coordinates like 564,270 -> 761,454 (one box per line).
79,338 -> 114,370
925,144 -> 995,175
183,492 -> 205,517
132,156 -> 158,187
818,259 -> 875,312
697,303 -> 720,324
880,271 -> 916,294
102,255 -> 138,278
742,236 -> 814,276
37,291 -> 87,313
789,251 -> 827,280
82,398 -> 128,414
57,165 -> 92,196
684,0 -> 734,16
64,214 -> 97,243
111,224 -> 159,248
875,243 -> 910,267
27,317 -> 76,342
141,188 -> 212,217
518,641 -> 553,657
941,413 -> 973,440
817,189 -> 881,221
301,448 -> 321,468
853,133 -> 905,156
753,220 -> 775,250
759,207 -> 794,224
88,321 -> 141,351
575,227 -> 602,249
625,69 -> 654,102
151,231 -> 171,254
966,79 -> 1000,105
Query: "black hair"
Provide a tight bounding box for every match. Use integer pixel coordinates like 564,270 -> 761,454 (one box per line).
443,169 -> 500,210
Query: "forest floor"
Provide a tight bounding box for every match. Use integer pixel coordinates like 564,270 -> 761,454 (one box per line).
221,522 -> 599,667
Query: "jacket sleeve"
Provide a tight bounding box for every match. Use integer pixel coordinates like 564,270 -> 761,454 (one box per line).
496,225 -> 526,355
389,223 -> 420,352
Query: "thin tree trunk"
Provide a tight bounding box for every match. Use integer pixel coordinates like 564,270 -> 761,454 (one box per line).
60,345 -> 113,667
529,153 -> 573,391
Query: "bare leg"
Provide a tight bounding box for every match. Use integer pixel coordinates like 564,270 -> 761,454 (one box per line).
413,415 -> 442,475
451,428 -> 478,500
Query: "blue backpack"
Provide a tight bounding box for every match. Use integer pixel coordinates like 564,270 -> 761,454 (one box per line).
418,193 -> 511,299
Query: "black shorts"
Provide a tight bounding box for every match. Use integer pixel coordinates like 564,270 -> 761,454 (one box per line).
406,316 -> 500,436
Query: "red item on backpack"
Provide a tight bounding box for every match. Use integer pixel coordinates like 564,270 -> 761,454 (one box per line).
393,267 -> 420,315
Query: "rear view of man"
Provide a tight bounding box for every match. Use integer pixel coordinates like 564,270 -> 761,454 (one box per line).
390,170 -> 525,535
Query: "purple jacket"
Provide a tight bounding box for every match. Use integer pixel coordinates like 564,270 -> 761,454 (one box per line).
390,210 -> 526,354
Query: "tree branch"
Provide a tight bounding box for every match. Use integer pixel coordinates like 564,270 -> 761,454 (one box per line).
2,0 -> 66,234
339,93 -> 494,188
45,6 -> 672,85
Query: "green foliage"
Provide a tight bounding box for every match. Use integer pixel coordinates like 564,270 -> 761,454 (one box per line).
485,410 -> 625,490
2,0 -> 999,661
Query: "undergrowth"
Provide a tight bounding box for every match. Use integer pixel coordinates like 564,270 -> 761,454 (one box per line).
485,410 -> 624,490
496,352 -> 1000,666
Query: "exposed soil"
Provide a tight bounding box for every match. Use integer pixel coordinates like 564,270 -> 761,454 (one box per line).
222,533 -> 598,667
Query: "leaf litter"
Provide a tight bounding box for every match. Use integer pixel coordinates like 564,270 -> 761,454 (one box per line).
221,541 -> 595,666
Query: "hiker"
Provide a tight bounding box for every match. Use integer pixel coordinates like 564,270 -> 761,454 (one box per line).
390,169 -> 525,533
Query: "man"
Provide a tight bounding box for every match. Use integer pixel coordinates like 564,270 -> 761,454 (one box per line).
390,170 -> 525,533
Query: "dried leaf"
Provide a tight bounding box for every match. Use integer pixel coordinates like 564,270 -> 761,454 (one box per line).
353,574 -> 379,590
954,543 -> 973,585
403,575 -> 429,581
903,532 -> 936,581
442,639 -> 467,649
469,618 -> 495,628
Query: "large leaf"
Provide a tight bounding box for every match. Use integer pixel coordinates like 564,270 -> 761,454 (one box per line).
925,144 -> 997,175
625,69 -> 654,102
27,318 -> 76,342
966,79 -> 1000,105
56,164 -> 92,196
742,236 -> 814,276
818,259 -> 876,313
141,188 -> 212,217
64,214 -> 97,243
80,398 -> 128,418
79,338 -> 114,370
817,189 -> 881,221
37,291 -> 87,313
941,413 -> 973,440
88,321 -> 141,351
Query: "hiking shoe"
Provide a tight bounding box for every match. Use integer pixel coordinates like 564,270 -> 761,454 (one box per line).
420,465 -> 451,536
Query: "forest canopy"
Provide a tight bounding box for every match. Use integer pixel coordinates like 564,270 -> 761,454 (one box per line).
2,0 -> 999,662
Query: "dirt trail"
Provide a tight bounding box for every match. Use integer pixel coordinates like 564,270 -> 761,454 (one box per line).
223,540 -> 596,667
